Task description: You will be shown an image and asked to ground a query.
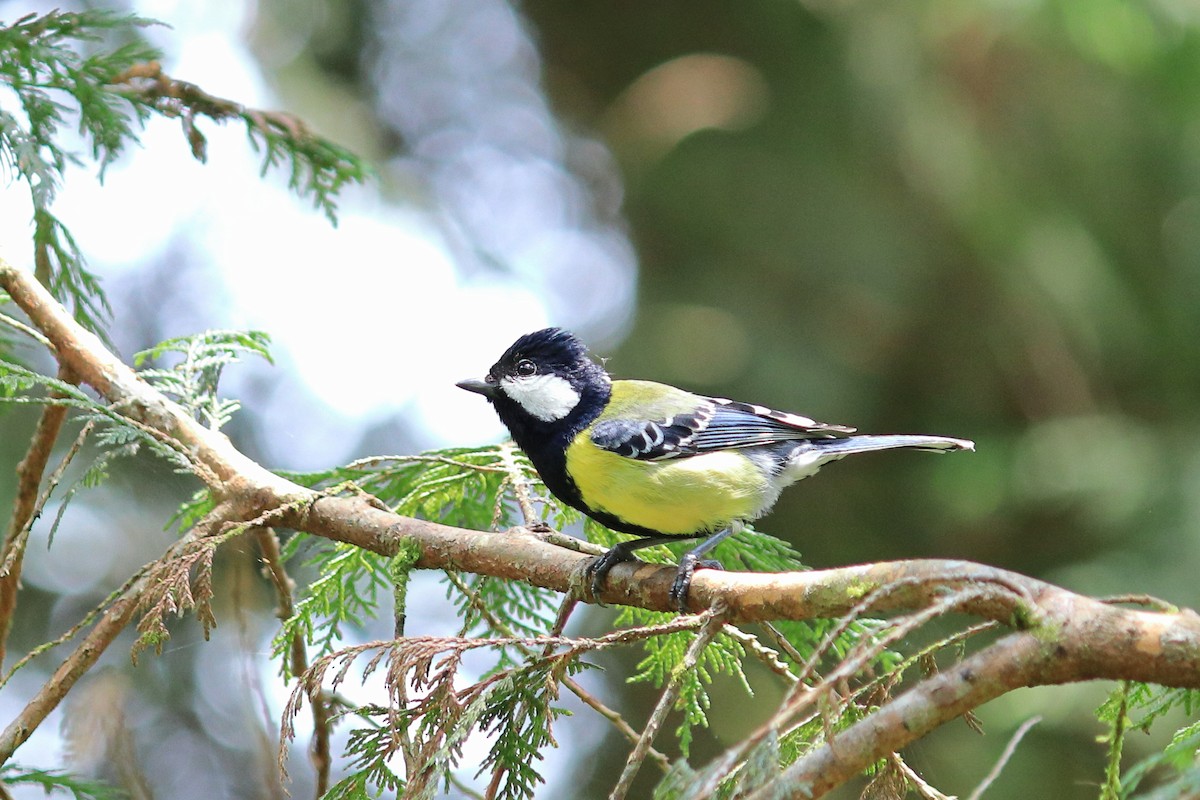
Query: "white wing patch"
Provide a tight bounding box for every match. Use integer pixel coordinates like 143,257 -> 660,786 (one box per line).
500,373 -> 581,422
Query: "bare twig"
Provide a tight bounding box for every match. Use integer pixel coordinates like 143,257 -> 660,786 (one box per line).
757,620 -> 808,672
254,528 -> 331,798
0,419 -> 94,584
966,715 -> 1041,800
0,366 -> 78,666
389,541 -> 423,783
892,752 -> 957,800
0,310 -> 53,349
499,441 -> 540,526
448,773 -> 487,800
344,454 -> 508,474
564,675 -> 672,773
231,549 -> 288,800
1099,593 -> 1177,613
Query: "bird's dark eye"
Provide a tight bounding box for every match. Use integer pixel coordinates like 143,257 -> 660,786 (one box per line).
516,359 -> 537,377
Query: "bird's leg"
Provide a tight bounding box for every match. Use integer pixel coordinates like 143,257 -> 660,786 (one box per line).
669,521 -> 743,612
584,535 -> 687,602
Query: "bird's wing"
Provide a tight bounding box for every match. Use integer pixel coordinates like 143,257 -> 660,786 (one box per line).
590,397 -> 855,461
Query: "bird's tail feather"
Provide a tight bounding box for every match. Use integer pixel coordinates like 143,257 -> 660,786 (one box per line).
815,434 -> 974,457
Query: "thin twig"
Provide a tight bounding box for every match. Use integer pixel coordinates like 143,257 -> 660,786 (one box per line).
563,675 -> 671,772
791,581 -> 914,689
254,527 -> 331,798
0,501 -> 238,762
965,715 -> 1041,800
892,752 -> 956,800
0,370 -> 78,666
499,441 -> 540,526
0,562 -> 153,691
232,547 -> 288,800
547,596 -> 579,641
1,420 -> 94,582
448,772 -> 488,800
808,588 -> 996,731
343,453 -> 508,474
758,620 -> 809,673
1098,594 -> 1177,613
390,546 -> 418,783
0,310 -> 53,349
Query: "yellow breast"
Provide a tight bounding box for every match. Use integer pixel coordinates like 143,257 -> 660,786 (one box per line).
565,433 -> 767,535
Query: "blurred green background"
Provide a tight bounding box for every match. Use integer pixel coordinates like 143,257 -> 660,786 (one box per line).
4,0 -> 1200,797
518,3 -> 1200,796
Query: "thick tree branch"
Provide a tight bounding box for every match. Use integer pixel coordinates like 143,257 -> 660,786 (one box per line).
5,260 -> 1200,792
291,495 -> 1200,686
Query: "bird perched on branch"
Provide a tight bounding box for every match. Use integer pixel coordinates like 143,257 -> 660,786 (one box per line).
457,328 -> 973,610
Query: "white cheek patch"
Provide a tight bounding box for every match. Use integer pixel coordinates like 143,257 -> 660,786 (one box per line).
500,373 -> 581,422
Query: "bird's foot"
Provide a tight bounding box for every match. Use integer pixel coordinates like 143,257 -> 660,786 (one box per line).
581,545 -> 640,605
668,555 -> 724,613
526,520 -> 553,534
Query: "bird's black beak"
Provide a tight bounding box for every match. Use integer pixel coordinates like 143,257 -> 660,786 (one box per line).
456,377 -> 499,398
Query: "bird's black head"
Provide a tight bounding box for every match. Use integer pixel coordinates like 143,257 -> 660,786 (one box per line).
457,327 -> 612,449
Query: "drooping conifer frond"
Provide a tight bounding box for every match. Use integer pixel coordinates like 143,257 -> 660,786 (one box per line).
0,9 -> 368,339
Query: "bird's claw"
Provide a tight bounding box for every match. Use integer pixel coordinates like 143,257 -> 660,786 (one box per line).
668,555 -> 725,613
580,546 -> 637,606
